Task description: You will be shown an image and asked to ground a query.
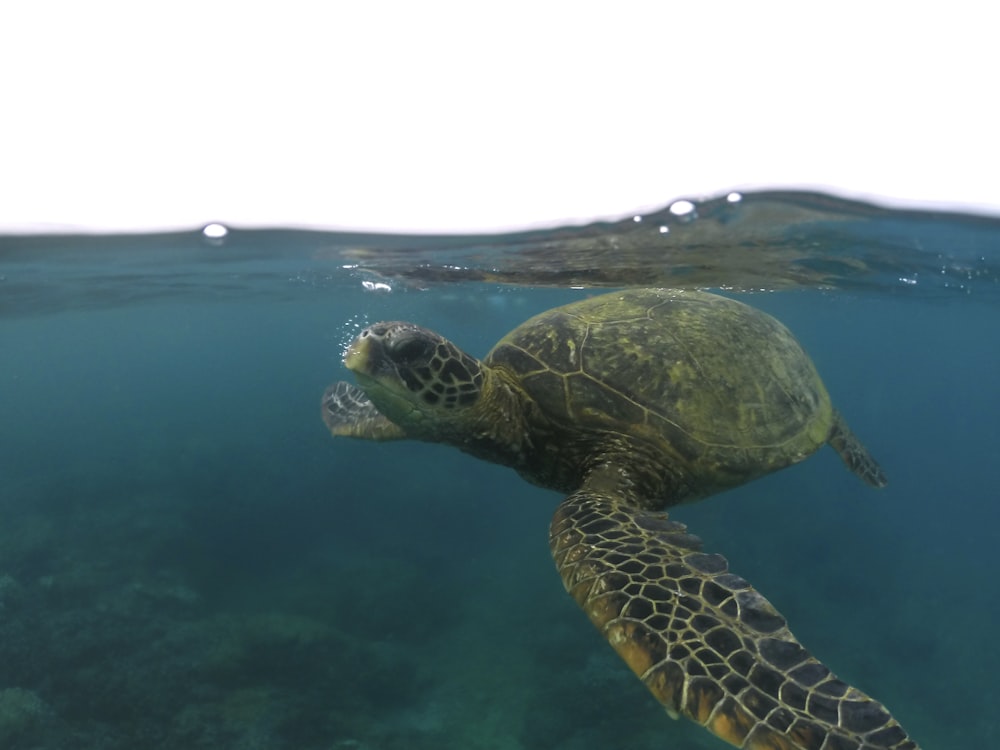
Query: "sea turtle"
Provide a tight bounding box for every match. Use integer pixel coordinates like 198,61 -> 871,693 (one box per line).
321,288 -> 919,750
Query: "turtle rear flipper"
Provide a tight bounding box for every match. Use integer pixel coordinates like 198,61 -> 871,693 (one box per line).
828,411 -> 888,488
550,492 -> 919,750
321,381 -> 406,440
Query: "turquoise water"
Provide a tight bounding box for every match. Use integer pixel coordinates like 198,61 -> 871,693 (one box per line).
1,191 -> 998,749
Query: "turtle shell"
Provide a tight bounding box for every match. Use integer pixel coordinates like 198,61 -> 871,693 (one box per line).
484,288 -> 834,498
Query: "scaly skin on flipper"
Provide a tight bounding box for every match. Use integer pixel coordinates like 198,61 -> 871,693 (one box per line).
321,381 -> 406,440
828,411 -> 887,489
551,492 -> 919,750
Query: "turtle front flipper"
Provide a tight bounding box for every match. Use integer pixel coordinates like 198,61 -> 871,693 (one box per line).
550,491 -> 919,750
321,381 -> 407,440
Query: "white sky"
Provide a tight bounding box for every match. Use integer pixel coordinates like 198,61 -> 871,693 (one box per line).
2,2 -> 998,233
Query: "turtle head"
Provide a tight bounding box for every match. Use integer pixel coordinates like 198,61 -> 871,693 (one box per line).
344,321 -> 485,438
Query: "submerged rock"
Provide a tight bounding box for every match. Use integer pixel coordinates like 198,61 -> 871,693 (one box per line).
0,687 -> 52,743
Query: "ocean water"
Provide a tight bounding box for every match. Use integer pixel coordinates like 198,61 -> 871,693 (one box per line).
0,191 -> 997,749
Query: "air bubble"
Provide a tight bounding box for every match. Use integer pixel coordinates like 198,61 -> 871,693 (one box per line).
339,314 -> 370,360
668,200 -> 697,222
726,192 -> 743,203
202,223 -> 229,239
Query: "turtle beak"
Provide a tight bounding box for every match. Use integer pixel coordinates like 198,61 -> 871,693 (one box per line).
344,334 -> 375,374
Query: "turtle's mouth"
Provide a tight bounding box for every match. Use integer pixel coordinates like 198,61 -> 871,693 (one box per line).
344,334 -> 377,375
344,326 -> 428,420
344,328 -> 437,431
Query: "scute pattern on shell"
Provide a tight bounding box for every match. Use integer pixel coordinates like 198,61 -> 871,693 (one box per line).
486,289 -> 834,500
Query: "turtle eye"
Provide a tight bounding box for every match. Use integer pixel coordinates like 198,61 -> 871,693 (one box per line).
389,335 -> 434,364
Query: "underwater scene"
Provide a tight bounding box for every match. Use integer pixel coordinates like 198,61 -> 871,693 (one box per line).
1,191 -> 998,749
